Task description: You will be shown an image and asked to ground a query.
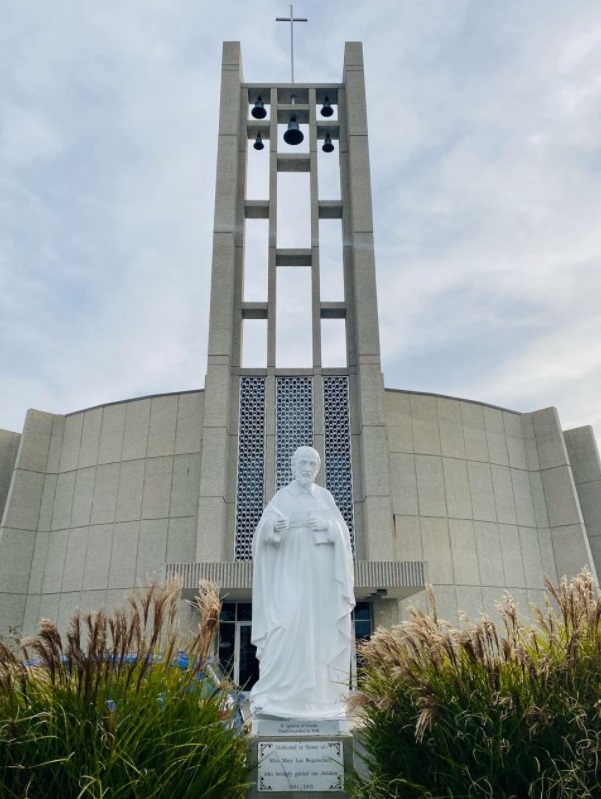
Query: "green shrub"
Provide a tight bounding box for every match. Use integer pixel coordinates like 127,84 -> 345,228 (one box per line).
351,570 -> 601,799
0,580 -> 249,799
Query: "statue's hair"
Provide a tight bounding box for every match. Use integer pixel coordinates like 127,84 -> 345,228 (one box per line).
291,446 -> 321,470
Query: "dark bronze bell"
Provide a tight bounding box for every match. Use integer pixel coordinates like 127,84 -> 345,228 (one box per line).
251,96 -> 267,120
283,116 -> 304,146
320,96 -> 334,117
322,132 -> 334,153
253,132 -> 264,151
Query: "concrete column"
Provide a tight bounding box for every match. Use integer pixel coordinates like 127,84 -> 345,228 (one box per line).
197,42 -> 246,561
0,410 -> 57,633
0,429 -> 21,524
526,408 -> 598,582
341,42 -> 394,559
564,424 -> 601,578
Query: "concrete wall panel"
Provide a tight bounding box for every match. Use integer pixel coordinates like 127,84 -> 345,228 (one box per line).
90,463 -> 120,525
16,411 -> 53,473
3,470 -> 45,531
449,519 -> 479,585
519,526 -> 545,589
175,393 -> 204,455
415,456 -> 447,517
83,524 -> 113,590
537,526 -> 558,584
142,457 -> 173,519
122,400 -> 150,461
463,425 -> 489,463
393,515 -> 423,561
78,409 -> 103,468
47,417 -> 65,473
498,523 -> 526,589
389,452 -> 418,516
421,517 -> 453,583
455,585 -> 484,620
167,516 -> 196,563
541,466 -> 583,528
384,393 -> 413,453
438,398 -> 465,459
38,475 -> 57,532
487,431 -> 509,466
98,404 -> 126,464
42,530 -> 69,593
62,528 -> 88,592
511,469 -> 537,527
410,394 -> 441,456
28,532 -> 49,593
491,465 -> 517,525
170,454 -> 201,518
59,415 -> 83,473
148,396 -> 178,457
23,593 -> 41,634
467,462 -> 496,522
0,529 -> 36,593
51,471 -> 76,530
474,521 -> 505,587
442,458 -> 472,520
115,459 -> 145,522
70,467 -> 96,527
136,519 -> 168,582
109,521 -> 140,589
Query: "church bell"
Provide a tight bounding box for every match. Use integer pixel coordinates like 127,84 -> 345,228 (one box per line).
251,96 -> 267,119
322,132 -> 334,153
253,132 -> 264,151
320,95 -> 334,117
283,116 -> 304,146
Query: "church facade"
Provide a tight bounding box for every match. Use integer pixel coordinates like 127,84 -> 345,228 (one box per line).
1,43 -> 600,684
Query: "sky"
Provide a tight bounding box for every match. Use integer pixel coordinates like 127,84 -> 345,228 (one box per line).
2,0 -> 601,444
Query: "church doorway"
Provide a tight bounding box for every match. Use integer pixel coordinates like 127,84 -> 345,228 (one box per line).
218,602 -> 260,691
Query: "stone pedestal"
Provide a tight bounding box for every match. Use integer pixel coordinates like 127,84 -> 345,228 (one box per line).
246,719 -> 354,798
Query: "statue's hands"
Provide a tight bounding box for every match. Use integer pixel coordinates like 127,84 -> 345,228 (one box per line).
308,516 -> 328,531
274,517 -> 290,532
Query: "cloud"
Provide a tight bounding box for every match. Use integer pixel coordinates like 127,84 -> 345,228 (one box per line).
0,0 -> 600,452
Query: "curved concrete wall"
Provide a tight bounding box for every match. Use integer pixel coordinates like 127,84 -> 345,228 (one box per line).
383,390 -> 599,625
0,391 -> 204,634
1,386 -> 600,636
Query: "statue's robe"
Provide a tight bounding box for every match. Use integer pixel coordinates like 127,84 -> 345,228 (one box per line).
250,481 -> 355,719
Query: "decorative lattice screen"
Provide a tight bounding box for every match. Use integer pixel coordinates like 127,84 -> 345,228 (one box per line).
234,377 -> 266,561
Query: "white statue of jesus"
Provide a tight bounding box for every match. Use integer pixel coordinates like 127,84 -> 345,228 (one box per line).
250,446 -> 355,719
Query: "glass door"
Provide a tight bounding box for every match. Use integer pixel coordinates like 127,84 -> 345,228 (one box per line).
235,622 -> 259,691
218,603 -> 259,691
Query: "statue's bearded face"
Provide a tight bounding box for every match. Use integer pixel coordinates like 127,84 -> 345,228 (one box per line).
291,448 -> 320,486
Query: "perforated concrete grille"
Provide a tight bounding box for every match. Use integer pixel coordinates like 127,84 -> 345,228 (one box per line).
323,376 -> 355,551
276,376 -> 314,489
235,377 -> 266,561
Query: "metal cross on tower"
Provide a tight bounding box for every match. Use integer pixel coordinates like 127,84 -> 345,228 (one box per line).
276,4 -> 308,83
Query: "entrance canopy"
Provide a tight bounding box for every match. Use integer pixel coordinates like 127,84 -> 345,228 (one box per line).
166,560 -> 427,602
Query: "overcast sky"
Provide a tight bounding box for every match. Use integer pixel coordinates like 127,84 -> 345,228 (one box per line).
2,0 -> 601,445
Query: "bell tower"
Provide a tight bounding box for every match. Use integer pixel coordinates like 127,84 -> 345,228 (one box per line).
194,40 -> 394,571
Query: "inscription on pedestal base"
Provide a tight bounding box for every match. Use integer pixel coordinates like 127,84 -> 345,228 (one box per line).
257,740 -> 344,793
247,732 -> 353,798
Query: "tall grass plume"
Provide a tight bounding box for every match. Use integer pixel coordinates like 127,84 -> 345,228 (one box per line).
0,579 -> 248,799
351,569 -> 601,799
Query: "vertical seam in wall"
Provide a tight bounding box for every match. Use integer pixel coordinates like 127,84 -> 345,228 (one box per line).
165,448 -> 176,564
74,420 -> 97,596
139,458 -> 152,568
135,421 -> 150,583
102,520 -> 116,605
173,395 -> 182,459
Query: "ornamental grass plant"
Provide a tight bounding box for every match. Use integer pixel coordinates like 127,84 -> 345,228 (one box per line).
0,580 -> 249,799
351,570 -> 601,799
